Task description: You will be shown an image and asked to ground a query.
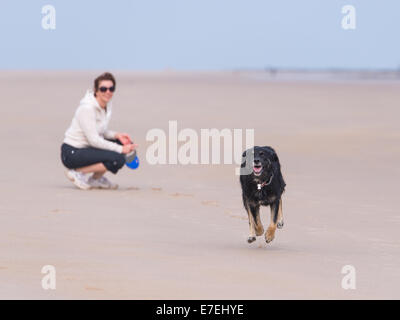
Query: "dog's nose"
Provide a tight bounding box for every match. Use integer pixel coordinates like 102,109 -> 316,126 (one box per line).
254,158 -> 261,164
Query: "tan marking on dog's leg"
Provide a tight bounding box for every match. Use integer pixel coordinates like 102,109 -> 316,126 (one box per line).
265,205 -> 278,243
277,198 -> 284,229
265,224 -> 277,243
254,209 -> 264,236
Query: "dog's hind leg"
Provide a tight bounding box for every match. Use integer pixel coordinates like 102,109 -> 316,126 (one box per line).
245,204 -> 263,243
277,198 -> 284,229
265,200 -> 279,243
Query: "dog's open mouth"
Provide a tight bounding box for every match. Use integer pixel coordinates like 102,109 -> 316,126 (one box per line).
253,164 -> 263,176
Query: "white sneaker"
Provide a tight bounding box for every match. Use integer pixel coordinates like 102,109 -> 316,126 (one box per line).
88,176 -> 118,190
65,169 -> 91,190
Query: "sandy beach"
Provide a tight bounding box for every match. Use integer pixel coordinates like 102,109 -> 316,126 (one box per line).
0,70 -> 399,299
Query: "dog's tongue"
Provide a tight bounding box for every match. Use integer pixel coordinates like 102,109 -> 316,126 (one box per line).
253,166 -> 262,173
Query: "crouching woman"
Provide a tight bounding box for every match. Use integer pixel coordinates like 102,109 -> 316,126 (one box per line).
61,72 -> 137,190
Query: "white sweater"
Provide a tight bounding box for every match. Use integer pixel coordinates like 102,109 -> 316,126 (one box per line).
63,90 -> 123,153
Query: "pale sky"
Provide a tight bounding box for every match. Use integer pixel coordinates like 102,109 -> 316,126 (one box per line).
1,0 -> 399,70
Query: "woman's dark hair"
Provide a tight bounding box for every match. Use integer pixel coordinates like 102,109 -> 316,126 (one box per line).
94,72 -> 116,96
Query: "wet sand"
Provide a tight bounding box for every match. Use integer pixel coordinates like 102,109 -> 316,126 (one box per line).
0,71 -> 399,299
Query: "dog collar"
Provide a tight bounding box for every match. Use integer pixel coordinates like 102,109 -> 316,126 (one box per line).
257,173 -> 274,190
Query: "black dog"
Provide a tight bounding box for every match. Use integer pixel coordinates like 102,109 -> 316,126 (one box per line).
240,146 -> 286,244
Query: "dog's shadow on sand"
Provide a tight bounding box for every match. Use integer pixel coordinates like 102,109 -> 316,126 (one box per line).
221,240 -> 297,253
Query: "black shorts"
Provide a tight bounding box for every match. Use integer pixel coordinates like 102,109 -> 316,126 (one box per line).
61,140 -> 126,174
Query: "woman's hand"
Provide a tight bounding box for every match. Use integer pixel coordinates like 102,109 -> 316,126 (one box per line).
116,132 -> 132,145
121,143 -> 138,154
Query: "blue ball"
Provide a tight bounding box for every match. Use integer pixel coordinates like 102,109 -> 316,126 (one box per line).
126,156 -> 140,169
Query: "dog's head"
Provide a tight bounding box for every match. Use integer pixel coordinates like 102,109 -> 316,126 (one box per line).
241,146 -> 279,178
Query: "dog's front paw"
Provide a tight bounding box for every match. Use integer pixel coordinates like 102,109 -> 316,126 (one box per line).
247,236 -> 256,243
265,228 -> 275,243
277,220 -> 284,229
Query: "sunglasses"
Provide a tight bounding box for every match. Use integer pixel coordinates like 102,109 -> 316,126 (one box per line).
99,86 -> 115,93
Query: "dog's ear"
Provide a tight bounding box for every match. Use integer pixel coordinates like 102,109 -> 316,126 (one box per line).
263,146 -> 279,162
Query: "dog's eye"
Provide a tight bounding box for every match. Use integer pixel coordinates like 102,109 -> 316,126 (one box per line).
242,151 -> 246,157
259,152 -> 264,156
